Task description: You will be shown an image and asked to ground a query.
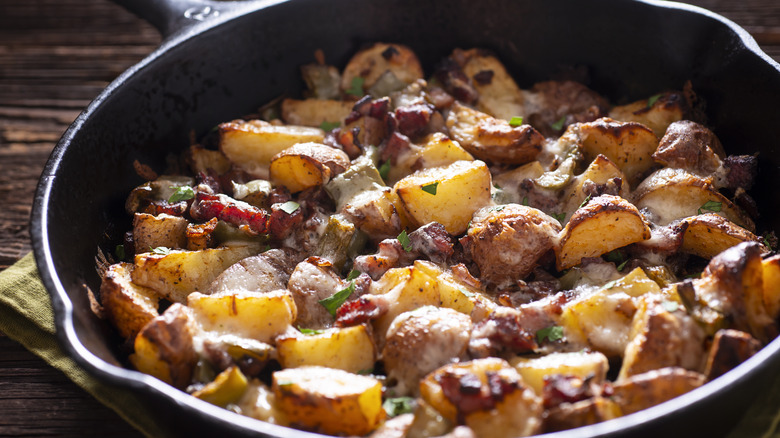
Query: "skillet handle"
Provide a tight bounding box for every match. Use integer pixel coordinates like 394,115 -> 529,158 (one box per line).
111,0 -> 251,39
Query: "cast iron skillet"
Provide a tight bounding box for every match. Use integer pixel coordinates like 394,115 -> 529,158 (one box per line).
31,0 -> 780,436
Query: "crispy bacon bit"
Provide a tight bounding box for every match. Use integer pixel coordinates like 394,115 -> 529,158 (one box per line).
268,186 -> 292,205
409,222 -> 454,263
437,370 -> 519,421
472,70 -> 494,85
380,131 -> 412,165
724,154 -> 757,190
434,58 -> 479,105
142,200 -> 188,216
395,104 -> 434,138
335,295 -> 386,327
469,308 -> 538,358
542,375 -> 599,409
196,170 -> 223,194
190,192 -> 269,235
267,202 -> 304,240
427,87 -> 456,110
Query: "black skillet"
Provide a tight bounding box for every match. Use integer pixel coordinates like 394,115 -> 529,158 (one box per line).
30,0 -> 780,436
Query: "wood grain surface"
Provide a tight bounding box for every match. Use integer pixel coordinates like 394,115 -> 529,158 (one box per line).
0,0 -> 778,436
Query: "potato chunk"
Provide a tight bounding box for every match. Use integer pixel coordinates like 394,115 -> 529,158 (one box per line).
607,91 -> 686,137
509,351 -> 609,396
762,254 -> 780,320
100,262 -> 160,340
651,120 -> 724,175
280,98 -> 353,127
133,212 -> 188,251
610,367 -> 705,415
394,160 -> 492,235
276,324 -> 376,373
554,194 -> 651,270
463,204 -> 561,287
576,117 -> 659,185
560,154 -> 629,216
680,213 -> 763,259
446,102 -> 544,165
219,119 -> 324,177
455,49 -> 525,120
273,366 -> 385,436
340,43 -> 422,94
703,329 -> 761,380
269,142 -> 350,193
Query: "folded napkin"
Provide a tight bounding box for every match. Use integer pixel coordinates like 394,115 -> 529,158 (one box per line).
1,252 -> 780,437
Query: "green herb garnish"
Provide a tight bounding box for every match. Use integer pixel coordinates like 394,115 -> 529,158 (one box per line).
357,368 -> 374,375
552,212 -> 566,222
280,201 -> 300,214
697,200 -> 722,215
346,77 -> 365,97
522,196 -> 529,206
421,182 -> 439,195
551,116 -> 567,131
379,160 -> 391,180
319,121 -> 340,131
617,260 -> 628,271
604,280 -> 617,290
168,185 -> 195,203
605,250 -> 624,264
509,116 -> 524,127
299,327 -> 326,335
319,282 -> 356,317
115,244 -> 125,261
383,397 -> 416,417
151,246 -> 172,255
578,194 -> 592,210
397,230 -> 412,252
536,325 -> 564,344
647,94 -> 662,107
346,269 -> 361,281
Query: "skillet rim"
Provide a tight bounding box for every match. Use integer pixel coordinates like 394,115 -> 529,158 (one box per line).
30,0 -> 780,436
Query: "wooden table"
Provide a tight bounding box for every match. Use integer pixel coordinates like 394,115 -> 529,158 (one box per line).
0,0 -> 778,435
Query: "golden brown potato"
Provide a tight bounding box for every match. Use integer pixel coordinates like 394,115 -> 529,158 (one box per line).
446,101 -> 544,165
543,397 -> 622,433
509,351 -> 609,396
679,213 -> 763,259
186,145 -> 231,175
394,160 -> 492,235
100,262 -> 160,340
193,366 -> 249,408
185,217 -> 218,251
280,98 -> 353,127
419,358 -> 543,438
269,142 -> 350,193
560,154 -> 629,216
618,296 -> 705,380
276,324 -> 376,373
703,329 -> 761,380
340,43 -> 423,94
651,120 -> 724,175
633,167 -> 755,231
133,212 -> 188,251
762,254 -> 780,320
607,91 -> 686,138
273,366 -> 385,436
576,117 -> 659,184
383,306 -> 472,396
130,303 -> 197,389
462,204 -> 561,287
554,194 -> 651,270
219,119 -> 325,177
610,367 -> 705,415
455,49 -> 525,120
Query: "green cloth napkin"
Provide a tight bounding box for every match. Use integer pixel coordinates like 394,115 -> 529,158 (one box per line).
2,252 -> 780,437
0,253 -> 164,437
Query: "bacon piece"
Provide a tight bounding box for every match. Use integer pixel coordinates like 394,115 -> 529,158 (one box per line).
395,103 -> 433,138
190,192 -> 269,235
267,202 -> 304,240
469,307 -> 538,358
437,370 -> 520,421
542,375 -> 599,409
335,294 -> 388,327
409,222 -> 454,264
142,200 -> 188,216
380,131 -> 412,165
434,58 -> 478,105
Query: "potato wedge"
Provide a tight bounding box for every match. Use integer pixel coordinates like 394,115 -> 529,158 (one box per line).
273,366 -> 385,436
555,194 -> 651,270
280,98 -> 353,127
651,120 -> 724,175
762,254 -> 780,320
340,43 -> 423,95
235,380 -> 289,425
186,145 -> 231,175
456,49 -> 525,120
437,270 -> 497,322
100,262 -> 160,340
703,329 -> 761,380
417,132 -> 475,168
561,154 -> 629,215
610,367 -> 705,415
543,397 -> 622,433
509,351 -> 609,396
394,160 -> 492,235
193,365 -> 249,408
576,117 -> 659,184
130,303 -> 197,389
463,204 -> 561,287
607,91 -> 686,138
132,245 -> 260,303
680,213 -> 762,259
633,167 -> 755,231
276,324 -> 376,373
446,101 -> 544,165
188,289 -> 296,343
133,212 -> 188,251
219,119 -> 325,177
269,142 -> 350,193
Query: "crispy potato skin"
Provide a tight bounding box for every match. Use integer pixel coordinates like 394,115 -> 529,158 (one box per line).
680,213 -> 763,259
703,329 -> 761,380
607,91 -> 686,137
133,212 -> 188,251
100,262 -> 160,340
276,324 -> 376,373
454,49 -> 525,121
543,397 -> 622,433
652,120 -> 724,174
463,204 -> 561,287
610,367 -> 705,415
280,98 -> 353,127
269,142 -> 350,193
340,43 -> 423,93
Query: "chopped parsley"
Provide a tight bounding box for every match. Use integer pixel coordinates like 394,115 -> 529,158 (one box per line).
151,246 -> 172,255
551,116 -> 567,131
536,325 -> 564,344
280,201 -> 300,214
552,212 -> 566,222
509,116 -> 524,126
522,196 -> 529,206
617,260 -> 629,271
168,185 -> 195,203
346,77 -> 365,97
397,230 -> 412,252
605,249 -> 624,264
379,160 -> 391,180
319,121 -> 340,131
357,368 -> 374,375
319,282 -> 356,317
383,396 -> 415,417
578,194 -> 592,209
299,327 -> 326,335
421,182 -> 439,195
115,244 -> 125,261
647,94 -> 662,108
346,269 -> 361,281
698,200 -> 722,215
662,301 -> 680,313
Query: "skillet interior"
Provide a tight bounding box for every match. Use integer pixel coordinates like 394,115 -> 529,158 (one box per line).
31,0 -> 780,436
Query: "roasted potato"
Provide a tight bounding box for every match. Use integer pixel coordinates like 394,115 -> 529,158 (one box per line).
455,49 -> 525,120
703,329 -> 761,380
462,204 -> 561,287
651,120 -> 724,175
607,91 -> 686,138
193,365 -> 249,407
276,324 -> 376,373
219,119 -> 325,177
341,43 -> 423,94
543,397 -> 622,433
554,195 -> 651,270
100,262 -> 160,340
610,367 -> 705,415
280,98 -> 353,127
207,248 -> 297,295
286,257 -> 346,328
186,145 -> 231,175
235,380 -> 289,425
560,154 -> 629,216
762,254 -> 780,320
273,366 -> 385,436
133,212 -> 188,251
679,213 -> 763,259
509,351 -> 609,396
394,160 -> 492,235
269,142 -> 350,193
446,102 -> 544,165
